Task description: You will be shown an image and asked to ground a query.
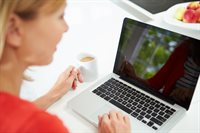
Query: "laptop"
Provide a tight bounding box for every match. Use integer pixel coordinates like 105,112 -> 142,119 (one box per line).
69,18 -> 200,132
110,0 -> 192,21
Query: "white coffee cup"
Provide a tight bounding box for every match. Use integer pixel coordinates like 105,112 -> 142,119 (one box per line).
76,53 -> 98,82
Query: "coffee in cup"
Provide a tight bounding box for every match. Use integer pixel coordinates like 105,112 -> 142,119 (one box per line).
80,56 -> 94,62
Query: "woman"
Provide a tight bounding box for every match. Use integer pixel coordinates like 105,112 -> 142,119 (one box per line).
0,0 -> 131,133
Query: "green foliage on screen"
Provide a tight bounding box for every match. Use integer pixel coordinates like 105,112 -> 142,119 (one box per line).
120,21 -> 183,79
134,27 -> 182,79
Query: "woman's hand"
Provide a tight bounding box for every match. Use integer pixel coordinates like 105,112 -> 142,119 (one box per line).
49,65 -> 83,96
98,111 -> 131,133
33,66 -> 83,110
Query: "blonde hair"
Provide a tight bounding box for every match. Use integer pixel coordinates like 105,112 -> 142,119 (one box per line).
0,0 -> 65,60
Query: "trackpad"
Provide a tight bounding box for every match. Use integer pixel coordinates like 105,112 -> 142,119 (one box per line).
90,104 -> 116,126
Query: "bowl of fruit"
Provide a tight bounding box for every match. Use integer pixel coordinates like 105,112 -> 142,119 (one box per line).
163,1 -> 200,30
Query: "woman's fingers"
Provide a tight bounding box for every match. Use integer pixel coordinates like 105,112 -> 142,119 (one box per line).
109,111 -> 117,121
116,111 -> 123,121
67,69 -> 77,83
101,113 -> 110,124
76,68 -> 84,83
98,111 -> 131,133
123,115 -> 130,124
98,115 -> 102,127
64,66 -> 75,78
72,79 -> 77,90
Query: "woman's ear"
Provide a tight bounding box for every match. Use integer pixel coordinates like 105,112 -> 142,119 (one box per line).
5,14 -> 24,48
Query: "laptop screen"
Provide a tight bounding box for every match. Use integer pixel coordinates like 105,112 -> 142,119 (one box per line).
113,18 -> 200,110
128,0 -> 192,14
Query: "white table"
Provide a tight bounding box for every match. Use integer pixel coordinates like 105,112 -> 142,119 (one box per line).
21,0 -> 200,132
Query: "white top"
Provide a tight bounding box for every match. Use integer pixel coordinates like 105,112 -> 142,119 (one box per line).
21,0 -> 200,132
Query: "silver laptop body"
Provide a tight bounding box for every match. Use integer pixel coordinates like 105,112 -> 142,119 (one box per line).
69,18 -> 199,133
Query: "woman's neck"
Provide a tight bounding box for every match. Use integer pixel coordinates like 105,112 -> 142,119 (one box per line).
0,48 -> 26,96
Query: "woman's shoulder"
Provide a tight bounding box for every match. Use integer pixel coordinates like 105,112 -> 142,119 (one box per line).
0,91 -> 40,114
0,92 -> 69,133
20,109 -> 70,133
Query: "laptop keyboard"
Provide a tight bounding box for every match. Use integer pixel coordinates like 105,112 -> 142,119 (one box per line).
92,78 -> 176,130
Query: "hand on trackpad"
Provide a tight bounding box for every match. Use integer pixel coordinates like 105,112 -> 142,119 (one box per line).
90,105 -> 117,126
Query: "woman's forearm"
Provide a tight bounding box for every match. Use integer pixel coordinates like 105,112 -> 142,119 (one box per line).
33,91 -> 61,110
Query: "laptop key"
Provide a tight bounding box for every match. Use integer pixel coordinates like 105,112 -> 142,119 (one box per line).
110,94 -> 115,97
141,96 -> 146,100
130,95 -> 136,99
142,120 -> 147,124
149,106 -> 154,110
119,94 -> 125,98
123,97 -> 129,101
152,126 -> 158,130
154,108 -> 159,113
147,121 -> 154,127
100,93 -> 106,98
128,99 -> 133,103
170,108 -> 176,112
118,89 -> 123,92
139,101 -> 145,105
145,114 -> 151,119
135,109 -> 141,113
109,99 -> 132,114
150,117 -> 163,126
164,114 -> 170,119
117,98 -> 123,103
106,92 -> 111,96
151,112 -> 157,117
96,91 -> 102,96
111,90 -> 117,94
126,93 -> 131,97
126,103 -> 132,108
160,107 -> 166,111
131,106 -> 136,110
104,96 -> 111,101
131,112 -> 139,118
159,111 -> 165,116
150,102 -> 156,106
127,89 -> 133,93
122,91 -> 127,95
122,101 -> 127,105
137,104 -> 142,109
145,99 -> 151,103
157,115 -> 166,122
141,107 -> 147,111
165,110 -> 174,115
98,87 -> 106,93
132,102 -> 138,106
147,110 -> 152,114
144,103 -> 150,107
135,98 -> 140,102
165,105 -> 170,109
140,111 -> 146,116
113,96 -> 119,100
137,115 -> 144,121
92,89 -> 98,93
155,104 -> 160,108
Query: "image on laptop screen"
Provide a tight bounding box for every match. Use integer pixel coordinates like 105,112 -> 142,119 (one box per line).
128,0 -> 193,14
114,18 -> 200,110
